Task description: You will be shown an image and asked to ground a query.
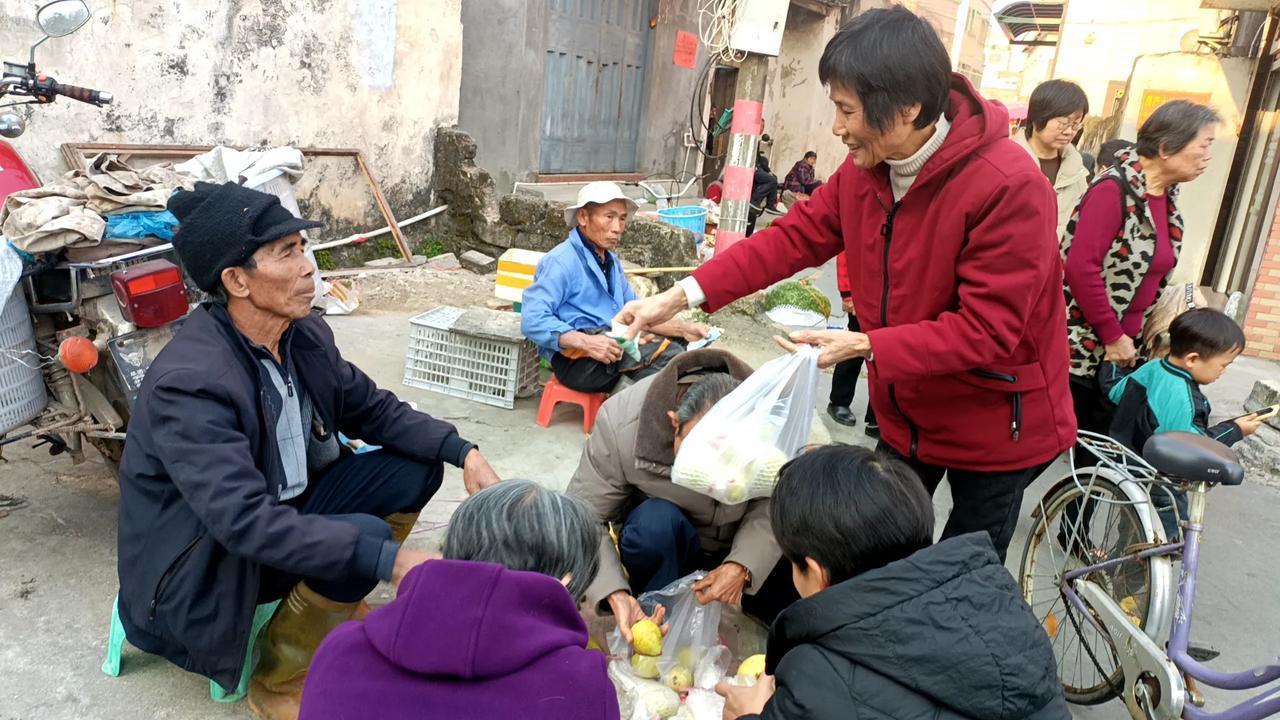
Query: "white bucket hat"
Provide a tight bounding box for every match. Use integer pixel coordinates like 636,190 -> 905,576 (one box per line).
563,181 -> 639,227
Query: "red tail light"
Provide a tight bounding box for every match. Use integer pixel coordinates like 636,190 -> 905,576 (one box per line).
111,259 -> 188,328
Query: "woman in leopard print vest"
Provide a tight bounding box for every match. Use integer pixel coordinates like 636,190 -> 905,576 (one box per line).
1061,100 -> 1222,440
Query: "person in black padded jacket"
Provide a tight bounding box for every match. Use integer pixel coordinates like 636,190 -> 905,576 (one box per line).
716,445 -> 1071,720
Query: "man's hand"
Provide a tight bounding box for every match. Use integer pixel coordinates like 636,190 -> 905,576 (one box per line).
1235,413 -> 1266,437
692,562 -> 750,606
615,287 -> 688,341
1104,336 -> 1138,368
462,448 -> 500,495
564,331 -> 624,364
607,590 -> 668,642
715,675 -> 776,720
841,297 -> 855,316
391,547 -> 440,586
779,330 -> 871,369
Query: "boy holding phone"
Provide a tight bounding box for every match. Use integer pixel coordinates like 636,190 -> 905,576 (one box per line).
1107,309 -> 1266,538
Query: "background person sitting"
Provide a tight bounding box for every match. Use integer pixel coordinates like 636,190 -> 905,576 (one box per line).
783,151 -> 823,196
717,444 -> 1070,719
300,480 -> 619,720
521,181 -> 708,393
567,349 -> 800,644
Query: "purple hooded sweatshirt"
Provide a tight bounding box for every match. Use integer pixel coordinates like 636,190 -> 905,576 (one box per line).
300,559 -> 620,720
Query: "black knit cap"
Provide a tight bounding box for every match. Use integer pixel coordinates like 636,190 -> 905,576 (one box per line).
167,181 -> 323,292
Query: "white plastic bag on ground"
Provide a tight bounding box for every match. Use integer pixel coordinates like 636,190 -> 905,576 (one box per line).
672,346 -> 820,504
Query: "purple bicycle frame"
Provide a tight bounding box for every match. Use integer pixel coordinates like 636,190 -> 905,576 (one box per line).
1062,520 -> 1280,719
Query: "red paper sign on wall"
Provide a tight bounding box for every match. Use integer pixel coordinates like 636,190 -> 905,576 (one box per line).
674,30 -> 698,69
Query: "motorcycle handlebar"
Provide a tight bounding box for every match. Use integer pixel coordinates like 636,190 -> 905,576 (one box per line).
49,80 -> 112,106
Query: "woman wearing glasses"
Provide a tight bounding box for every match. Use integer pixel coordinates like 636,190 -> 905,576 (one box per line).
1017,79 -> 1090,240
1062,99 -> 1221,449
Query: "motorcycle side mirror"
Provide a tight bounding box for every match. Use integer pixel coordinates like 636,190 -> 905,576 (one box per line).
36,0 -> 91,38
0,112 -> 26,139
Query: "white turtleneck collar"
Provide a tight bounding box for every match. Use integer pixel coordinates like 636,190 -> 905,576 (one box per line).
884,115 -> 951,202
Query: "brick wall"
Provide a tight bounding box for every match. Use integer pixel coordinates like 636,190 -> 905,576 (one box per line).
1243,210 -> 1280,359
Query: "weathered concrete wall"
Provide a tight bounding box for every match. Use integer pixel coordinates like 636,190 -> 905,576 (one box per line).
1052,0 -> 1226,114
1,0 -> 461,246
430,127 -> 697,289
761,5 -> 846,183
634,0 -> 705,179
458,0 -> 546,194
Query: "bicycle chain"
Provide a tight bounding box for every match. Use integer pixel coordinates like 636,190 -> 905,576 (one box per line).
1063,592 -> 1127,699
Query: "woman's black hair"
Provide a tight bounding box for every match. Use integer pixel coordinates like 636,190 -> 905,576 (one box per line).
1025,79 -> 1089,139
1098,138 -> 1133,170
1136,100 -> 1221,158
818,6 -> 951,133
803,150 -> 817,160
771,444 -> 934,587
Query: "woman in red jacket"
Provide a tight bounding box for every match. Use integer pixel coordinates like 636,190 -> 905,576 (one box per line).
617,6 -> 1075,560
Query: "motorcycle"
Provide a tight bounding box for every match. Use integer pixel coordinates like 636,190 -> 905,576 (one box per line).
1,0 -> 190,470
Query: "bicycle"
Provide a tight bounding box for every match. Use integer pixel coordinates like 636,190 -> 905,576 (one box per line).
1019,430 -> 1280,720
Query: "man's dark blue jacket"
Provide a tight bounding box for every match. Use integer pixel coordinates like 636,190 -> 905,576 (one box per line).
117,303 -> 467,690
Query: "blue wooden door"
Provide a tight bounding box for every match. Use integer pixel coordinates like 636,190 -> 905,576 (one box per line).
540,0 -> 655,173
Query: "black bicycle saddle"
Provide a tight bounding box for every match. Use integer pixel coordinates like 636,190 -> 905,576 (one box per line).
1143,432 -> 1244,486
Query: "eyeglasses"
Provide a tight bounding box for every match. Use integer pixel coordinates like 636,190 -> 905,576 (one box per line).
1052,117 -> 1085,132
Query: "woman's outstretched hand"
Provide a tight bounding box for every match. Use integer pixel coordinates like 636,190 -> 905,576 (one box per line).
776,330 -> 871,369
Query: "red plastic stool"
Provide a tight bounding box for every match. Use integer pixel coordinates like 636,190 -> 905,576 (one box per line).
536,375 -> 607,433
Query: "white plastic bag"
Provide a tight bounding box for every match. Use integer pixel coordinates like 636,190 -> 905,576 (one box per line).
608,572 -> 727,688
672,345 -> 820,504
607,573 -> 734,719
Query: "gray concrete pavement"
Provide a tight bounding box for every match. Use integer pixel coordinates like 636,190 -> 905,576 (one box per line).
1,271 -> 1277,718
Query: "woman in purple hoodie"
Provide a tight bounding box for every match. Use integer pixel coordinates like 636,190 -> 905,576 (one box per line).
300,480 -> 619,720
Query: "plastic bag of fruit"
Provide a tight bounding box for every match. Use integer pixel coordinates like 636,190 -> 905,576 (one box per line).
672,345 -> 819,504
608,572 -> 729,691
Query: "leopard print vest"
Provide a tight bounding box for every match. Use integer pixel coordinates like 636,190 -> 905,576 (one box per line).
1061,149 -> 1184,378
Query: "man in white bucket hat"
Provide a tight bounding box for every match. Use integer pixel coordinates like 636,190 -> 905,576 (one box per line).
521,181 -> 709,393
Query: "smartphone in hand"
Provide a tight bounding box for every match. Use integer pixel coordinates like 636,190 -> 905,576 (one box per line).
1227,404 -> 1279,424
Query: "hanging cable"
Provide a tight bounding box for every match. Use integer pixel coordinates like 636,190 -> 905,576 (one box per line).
698,0 -> 747,63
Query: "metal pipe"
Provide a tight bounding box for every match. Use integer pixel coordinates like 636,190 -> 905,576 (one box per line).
354,153 -> 414,265
309,205 -> 449,251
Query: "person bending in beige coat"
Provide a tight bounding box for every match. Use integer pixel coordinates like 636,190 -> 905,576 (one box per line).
566,349 -> 799,642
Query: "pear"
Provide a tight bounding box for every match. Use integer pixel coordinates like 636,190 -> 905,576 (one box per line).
737,653 -> 767,678
631,619 -> 663,656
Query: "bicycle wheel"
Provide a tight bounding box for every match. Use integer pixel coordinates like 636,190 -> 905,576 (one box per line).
1019,468 -> 1158,704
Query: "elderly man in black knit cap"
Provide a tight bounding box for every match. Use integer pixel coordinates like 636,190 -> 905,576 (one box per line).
115,181 -> 500,720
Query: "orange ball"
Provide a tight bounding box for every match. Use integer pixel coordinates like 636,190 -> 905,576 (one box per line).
59,336 -> 99,374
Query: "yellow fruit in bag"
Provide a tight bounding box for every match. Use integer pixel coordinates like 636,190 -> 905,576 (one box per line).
738,654 -> 767,678
631,653 -> 661,679
631,619 -> 663,656
663,665 -> 693,692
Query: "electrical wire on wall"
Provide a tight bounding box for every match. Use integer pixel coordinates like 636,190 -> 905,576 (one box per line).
698,0 -> 747,63
688,57 -> 726,163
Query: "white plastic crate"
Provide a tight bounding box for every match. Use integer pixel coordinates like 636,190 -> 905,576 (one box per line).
404,306 -> 539,410
0,288 -> 48,434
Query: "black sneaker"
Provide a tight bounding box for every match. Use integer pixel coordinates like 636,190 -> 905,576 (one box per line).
864,420 -> 880,439
827,404 -> 857,427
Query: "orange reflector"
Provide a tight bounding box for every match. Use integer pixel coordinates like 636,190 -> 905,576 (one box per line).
1044,612 -> 1059,638
59,336 -> 99,374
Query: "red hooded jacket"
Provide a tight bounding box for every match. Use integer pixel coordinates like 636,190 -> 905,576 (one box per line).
692,75 -> 1076,471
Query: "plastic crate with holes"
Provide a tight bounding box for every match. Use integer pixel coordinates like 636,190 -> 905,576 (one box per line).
403,306 -> 540,410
